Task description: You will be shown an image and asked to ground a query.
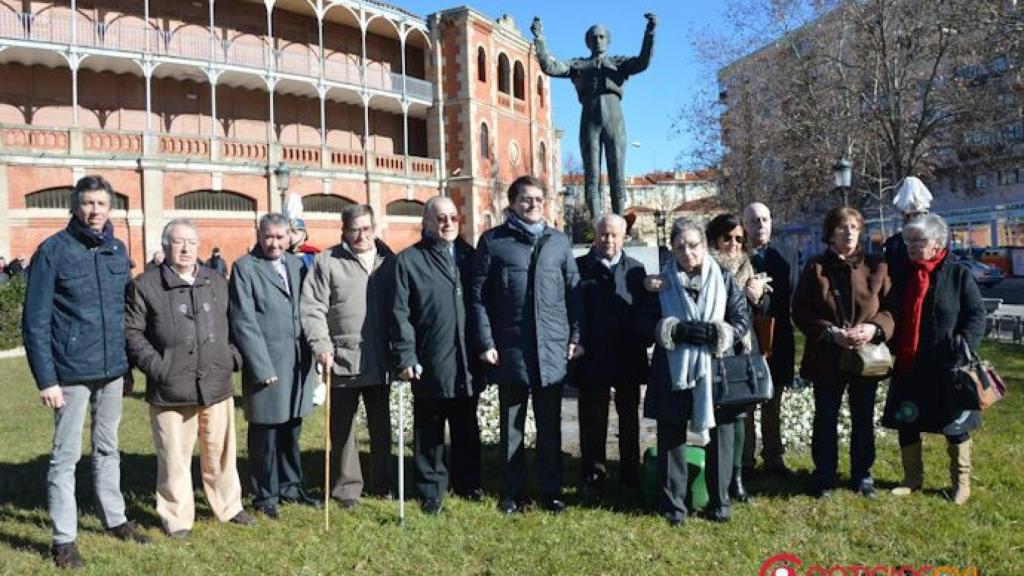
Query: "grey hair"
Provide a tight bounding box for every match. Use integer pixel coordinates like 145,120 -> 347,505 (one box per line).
70,175 -> 114,212
592,212 -> 627,234
259,212 -> 289,233
342,204 -> 375,230
422,195 -> 456,225
161,218 -> 199,252
903,213 -> 949,249
669,217 -> 706,246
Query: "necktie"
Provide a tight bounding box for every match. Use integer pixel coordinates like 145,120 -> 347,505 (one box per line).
273,259 -> 290,295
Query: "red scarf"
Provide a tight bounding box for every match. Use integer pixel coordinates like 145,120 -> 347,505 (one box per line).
895,248 -> 947,372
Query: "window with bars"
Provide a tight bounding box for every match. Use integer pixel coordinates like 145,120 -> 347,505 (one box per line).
25,187 -> 128,210
303,194 -> 355,213
386,199 -> 424,217
174,190 -> 255,212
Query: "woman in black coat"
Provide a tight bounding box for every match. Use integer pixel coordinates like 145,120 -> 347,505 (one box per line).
641,218 -> 750,525
882,214 -> 986,505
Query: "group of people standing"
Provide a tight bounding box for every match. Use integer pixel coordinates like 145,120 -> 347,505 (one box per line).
22,173 -> 986,569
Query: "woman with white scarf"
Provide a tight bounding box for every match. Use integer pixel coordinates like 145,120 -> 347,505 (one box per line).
641,219 -> 750,526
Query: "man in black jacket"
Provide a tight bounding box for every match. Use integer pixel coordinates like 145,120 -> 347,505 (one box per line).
574,213 -> 648,493
126,219 -> 254,537
392,196 -> 484,514
470,175 -> 584,514
742,202 -> 795,475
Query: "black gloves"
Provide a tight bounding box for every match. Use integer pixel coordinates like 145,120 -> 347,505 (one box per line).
672,321 -> 719,346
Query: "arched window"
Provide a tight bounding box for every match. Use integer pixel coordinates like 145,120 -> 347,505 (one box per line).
497,53 -> 510,94
477,46 -> 487,83
25,186 -> 128,210
538,141 -> 547,173
174,190 -> 255,212
386,199 -> 425,217
513,61 -> 525,100
303,194 -> 355,214
537,76 -> 545,107
480,122 -> 490,159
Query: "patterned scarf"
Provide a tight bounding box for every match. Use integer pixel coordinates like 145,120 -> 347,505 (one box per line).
895,248 -> 947,372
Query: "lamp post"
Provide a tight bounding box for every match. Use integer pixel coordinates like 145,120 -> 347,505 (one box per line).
563,186 -> 576,241
273,161 -> 291,211
832,158 -> 852,207
653,209 -> 666,247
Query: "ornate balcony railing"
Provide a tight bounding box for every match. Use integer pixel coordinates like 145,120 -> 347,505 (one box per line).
0,11 -> 432,102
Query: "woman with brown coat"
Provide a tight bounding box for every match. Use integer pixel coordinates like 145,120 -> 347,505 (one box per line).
793,207 -> 895,499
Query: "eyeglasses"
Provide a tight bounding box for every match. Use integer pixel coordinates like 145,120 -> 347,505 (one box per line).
436,214 -> 459,223
169,238 -> 199,247
344,226 -> 373,236
722,235 -> 745,244
518,196 -> 545,205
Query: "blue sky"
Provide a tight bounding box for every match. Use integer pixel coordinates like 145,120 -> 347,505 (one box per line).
397,0 -> 727,176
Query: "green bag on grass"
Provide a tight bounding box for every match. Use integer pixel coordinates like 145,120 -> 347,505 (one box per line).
641,445 -> 708,511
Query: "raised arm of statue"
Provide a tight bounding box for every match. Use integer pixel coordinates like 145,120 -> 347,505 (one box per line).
623,13 -> 657,75
531,16 -> 571,77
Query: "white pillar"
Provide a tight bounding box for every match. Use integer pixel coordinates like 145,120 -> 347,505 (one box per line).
209,0 -> 216,61
265,0 -> 274,70
208,70 -> 219,137
144,0 -> 150,52
144,63 -> 153,131
317,2 -> 325,80
359,7 -> 368,85
318,85 -> 327,148
268,78 -> 277,145
71,0 -> 77,46
70,60 -> 80,126
400,25 -> 408,164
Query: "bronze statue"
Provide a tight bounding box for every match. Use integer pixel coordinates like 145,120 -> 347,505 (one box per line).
532,13 -> 656,217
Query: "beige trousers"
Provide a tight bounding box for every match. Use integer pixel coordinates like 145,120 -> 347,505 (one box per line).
150,397 -> 244,533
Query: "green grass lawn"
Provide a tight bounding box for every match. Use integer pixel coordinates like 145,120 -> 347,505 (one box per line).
1,343 -> 1022,575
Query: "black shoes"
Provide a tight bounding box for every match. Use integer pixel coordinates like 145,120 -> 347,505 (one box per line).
539,495 -> 567,514
421,499 -> 443,515
52,542 -> 85,570
497,498 -> 521,515
282,493 -> 324,509
729,467 -> 751,504
856,478 -> 878,499
230,510 -> 257,525
107,521 -> 150,544
456,488 -> 485,502
254,504 -> 280,519
699,508 -> 731,523
812,482 -> 833,499
336,498 -> 360,510
664,512 -> 685,527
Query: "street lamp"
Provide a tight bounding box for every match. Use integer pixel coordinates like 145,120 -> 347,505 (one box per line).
833,158 -> 852,207
563,186 -> 576,240
653,209 -> 666,247
273,162 -> 291,210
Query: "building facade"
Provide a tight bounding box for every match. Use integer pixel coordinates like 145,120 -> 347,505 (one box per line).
0,1 -> 557,265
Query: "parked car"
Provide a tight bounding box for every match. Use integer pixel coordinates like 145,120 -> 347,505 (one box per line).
955,257 -> 1005,288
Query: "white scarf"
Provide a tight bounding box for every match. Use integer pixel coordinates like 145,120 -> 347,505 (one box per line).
656,256 -> 731,438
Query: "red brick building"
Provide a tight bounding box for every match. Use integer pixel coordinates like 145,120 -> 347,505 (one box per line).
0,1 -> 558,266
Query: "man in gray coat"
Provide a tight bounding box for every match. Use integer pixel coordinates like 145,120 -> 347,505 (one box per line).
301,204 -> 394,508
470,175 -> 584,515
229,213 -> 317,519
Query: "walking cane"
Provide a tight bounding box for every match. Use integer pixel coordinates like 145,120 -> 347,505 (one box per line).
322,366 -> 331,532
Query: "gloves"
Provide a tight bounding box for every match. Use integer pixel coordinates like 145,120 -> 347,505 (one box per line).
671,321 -> 719,346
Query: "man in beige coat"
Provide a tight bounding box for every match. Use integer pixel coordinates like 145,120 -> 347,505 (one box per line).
300,204 -> 395,507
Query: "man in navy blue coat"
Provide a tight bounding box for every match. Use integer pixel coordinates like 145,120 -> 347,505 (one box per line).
574,213 -> 649,493
470,175 -> 584,514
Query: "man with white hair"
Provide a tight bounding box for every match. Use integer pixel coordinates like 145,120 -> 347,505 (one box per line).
573,213 -> 649,495
391,196 -> 484,514
126,218 -> 254,538
741,202 -> 795,477
885,176 -> 933,281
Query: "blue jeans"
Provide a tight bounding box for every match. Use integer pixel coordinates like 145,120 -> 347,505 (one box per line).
48,378 -> 127,544
812,378 -> 878,486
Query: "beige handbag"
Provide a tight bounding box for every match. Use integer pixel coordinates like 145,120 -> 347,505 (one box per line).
840,343 -> 894,378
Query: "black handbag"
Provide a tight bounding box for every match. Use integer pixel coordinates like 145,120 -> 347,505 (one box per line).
711,338 -> 774,407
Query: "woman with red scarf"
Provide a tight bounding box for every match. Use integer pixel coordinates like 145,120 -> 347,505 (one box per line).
882,213 -> 986,505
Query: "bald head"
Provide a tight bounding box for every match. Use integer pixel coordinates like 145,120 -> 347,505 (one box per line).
743,202 -> 772,248
423,195 -> 460,243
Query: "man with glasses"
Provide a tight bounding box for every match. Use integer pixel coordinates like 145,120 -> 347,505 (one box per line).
230,213 -> 319,519
126,219 -> 254,538
470,175 -> 584,514
391,196 -> 484,514
301,205 -> 395,508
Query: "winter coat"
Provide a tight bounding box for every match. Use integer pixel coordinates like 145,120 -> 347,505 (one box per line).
750,245 -> 795,386
391,237 -> 482,398
792,250 -> 895,384
229,249 -> 315,425
640,266 -> 751,425
883,232 -> 910,285
125,264 -> 239,407
469,223 -> 582,388
881,254 -> 986,434
300,239 -> 396,388
22,218 -> 130,389
573,250 -> 649,387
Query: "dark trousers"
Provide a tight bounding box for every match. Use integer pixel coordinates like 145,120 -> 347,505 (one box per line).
499,383 -> 562,499
812,378 -> 878,485
413,394 -> 482,501
656,389 -> 693,521
330,386 -> 392,501
578,382 -> 640,486
743,382 -> 785,468
248,417 -> 304,508
706,410 -> 742,518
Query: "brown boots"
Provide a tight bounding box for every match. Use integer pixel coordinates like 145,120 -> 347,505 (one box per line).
891,442 -> 923,497
947,439 -> 972,506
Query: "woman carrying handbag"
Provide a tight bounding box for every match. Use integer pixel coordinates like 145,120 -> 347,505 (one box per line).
793,207 -> 895,499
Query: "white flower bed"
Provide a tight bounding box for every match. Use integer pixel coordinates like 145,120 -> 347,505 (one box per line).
770,378 -> 889,450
